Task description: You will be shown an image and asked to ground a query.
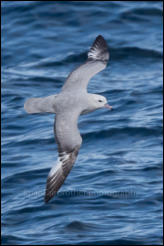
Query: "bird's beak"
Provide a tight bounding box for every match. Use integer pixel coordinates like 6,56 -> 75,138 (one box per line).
104,103 -> 112,110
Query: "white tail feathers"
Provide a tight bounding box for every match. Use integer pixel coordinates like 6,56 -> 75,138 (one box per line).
24,95 -> 57,114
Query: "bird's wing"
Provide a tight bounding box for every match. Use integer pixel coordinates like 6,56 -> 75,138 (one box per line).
61,35 -> 109,92
44,111 -> 81,203
44,148 -> 80,203
24,95 -> 57,114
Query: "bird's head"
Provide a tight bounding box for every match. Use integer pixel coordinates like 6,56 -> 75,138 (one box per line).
92,94 -> 112,110
84,94 -> 112,113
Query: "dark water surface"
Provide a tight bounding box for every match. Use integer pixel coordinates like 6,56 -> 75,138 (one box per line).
1,1 -> 163,245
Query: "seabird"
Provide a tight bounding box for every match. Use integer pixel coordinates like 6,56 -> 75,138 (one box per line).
24,35 -> 112,203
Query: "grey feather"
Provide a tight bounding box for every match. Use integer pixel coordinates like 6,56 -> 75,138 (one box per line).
62,35 -> 109,92
44,110 -> 82,202
44,148 -> 79,203
24,95 -> 57,114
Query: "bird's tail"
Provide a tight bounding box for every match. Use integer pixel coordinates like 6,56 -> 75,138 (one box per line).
24,94 -> 58,114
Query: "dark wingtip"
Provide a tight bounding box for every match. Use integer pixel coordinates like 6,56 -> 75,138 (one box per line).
44,191 -> 51,203
44,186 -> 57,203
92,35 -> 108,48
44,191 -> 55,203
88,35 -> 109,63
44,195 -> 50,203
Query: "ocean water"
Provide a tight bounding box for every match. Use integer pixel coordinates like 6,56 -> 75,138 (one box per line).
1,1 -> 163,245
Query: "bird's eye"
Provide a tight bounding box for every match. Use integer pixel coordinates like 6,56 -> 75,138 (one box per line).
98,100 -> 103,102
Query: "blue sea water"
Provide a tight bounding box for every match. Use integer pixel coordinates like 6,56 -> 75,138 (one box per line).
1,1 -> 163,245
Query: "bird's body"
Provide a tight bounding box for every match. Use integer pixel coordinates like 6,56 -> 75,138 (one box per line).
24,35 -> 112,203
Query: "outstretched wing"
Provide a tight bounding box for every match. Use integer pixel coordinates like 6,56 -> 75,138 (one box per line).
44,148 -> 80,203
61,35 -> 109,92
44,111 -> 82,203
24,95 -> 57,114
